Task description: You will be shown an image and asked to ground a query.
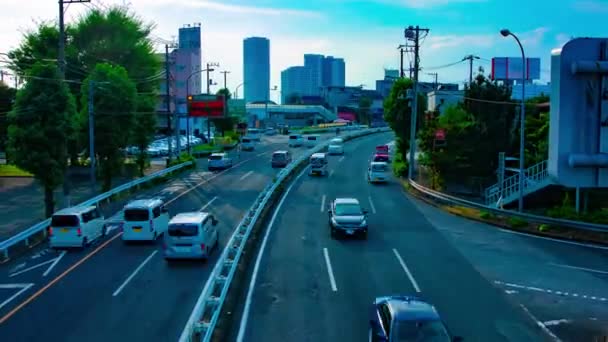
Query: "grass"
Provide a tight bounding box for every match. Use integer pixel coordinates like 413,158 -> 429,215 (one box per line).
193,144 -> 222,153
0,164 -> 33,177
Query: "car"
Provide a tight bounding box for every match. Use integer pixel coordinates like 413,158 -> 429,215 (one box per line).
328,198 -> 369,239
328,138 -> 345,155
208,153 -> 233,171
49,206 -> 107,248
241,137 -> 256,151
368,161 -> 389,183
121,198 -> 169,242
309,153 -> 328,176
271,150 -> 292,168
372,153 -> 390,163
304,134 -> 321,148
376,144 -> 389,154
163,212 -> 219,261
288,133 -> 303,147
369,295 -> 462,342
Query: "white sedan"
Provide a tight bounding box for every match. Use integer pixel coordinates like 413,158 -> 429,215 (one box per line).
208,153 -> 233,171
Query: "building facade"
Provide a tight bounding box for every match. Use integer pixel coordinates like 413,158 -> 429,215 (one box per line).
243,37 -> 270,103
323,56 -> 345,87
281,54 -> 346,101
510,82 -> 551,101
427,90 -> 464,115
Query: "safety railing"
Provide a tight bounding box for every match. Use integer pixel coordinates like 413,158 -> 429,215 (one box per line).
485,160 -> 551,206
410,179 -> 608,233
0,160 -> 196,260
179,127 -> 391,342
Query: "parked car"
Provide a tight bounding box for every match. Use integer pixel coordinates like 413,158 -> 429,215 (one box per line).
208,153 -> 233,171
328,198 -> 368,239
369,295 -> 462,342
271,150 -> 292,168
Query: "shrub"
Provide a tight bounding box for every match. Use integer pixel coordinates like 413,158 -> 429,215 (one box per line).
479,210 -> 496,220
508,217 -> 528,228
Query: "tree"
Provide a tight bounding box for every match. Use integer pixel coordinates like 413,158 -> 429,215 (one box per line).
0,83 -> 17,152
131,95 -> 157,176
212,116 -> 238,136
7,63 -> 76,217
216,88 -> 232,100
357,96 -> 372,125
81,63 -> 137,191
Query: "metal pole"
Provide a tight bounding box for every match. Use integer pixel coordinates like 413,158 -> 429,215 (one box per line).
165,44 -> 173,162
575,187 -> 581,214
88,80 -> 96,189
408,26 -> 421,180
186,79 -> 191,155
58,0 -> 70,207
513,34 -> 526,212
206,66 -> 211,140
468,55 -> 473,85
400,48 -> 404,78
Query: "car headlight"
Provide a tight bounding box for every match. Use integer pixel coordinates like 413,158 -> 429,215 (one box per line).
331,218 -> 338,226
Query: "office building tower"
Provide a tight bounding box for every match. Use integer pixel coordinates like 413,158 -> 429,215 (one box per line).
323,56 -> 345,87
243,37 -> 270,103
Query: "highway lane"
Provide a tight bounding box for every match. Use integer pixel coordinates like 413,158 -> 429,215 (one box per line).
238,133 -> 551,342
0,132 -> 338,342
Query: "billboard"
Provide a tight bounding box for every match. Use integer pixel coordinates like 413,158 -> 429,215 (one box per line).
228,99 -> 246,118
491,57 -> 541,81
188,94 -> 225,117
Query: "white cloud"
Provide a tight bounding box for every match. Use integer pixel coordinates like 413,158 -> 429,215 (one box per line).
380,0 -> 487,9
146,0 -> 323,18
573,0 -> 608,13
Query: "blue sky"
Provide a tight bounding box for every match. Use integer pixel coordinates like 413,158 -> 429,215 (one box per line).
0,0 -> 606,100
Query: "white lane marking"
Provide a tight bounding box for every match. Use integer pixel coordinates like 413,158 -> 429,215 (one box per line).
43,251 -> 66,277
9,259 -> 56,278
519,304 -> 563,342
338,156 -> 344,163
494,280 -> 608,303
329,170 -> 334,178
323,248 -> 338,292
549,263 -> 608,275
112,250 -> 158,297
257,152 -> 268,157
543,319 -> 571,327
235,167 -> 308,342
200,196 -> 218,211
392,248 -> 421,293
497,227 -> 608,250
321,195 -> 326,212
0,283 -> 34,311
368,196 -> 377,214
239,170 -> 254,181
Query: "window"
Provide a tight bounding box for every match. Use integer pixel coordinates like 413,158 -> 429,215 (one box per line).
372,164 -> 388,172
51,215 -> 79,227
168,224 -> 199,237
209,155 -> 223,161
176,81 -> 185,88
379,304 -> 392,336
273,153 -> 286,161
124,209 -> 150,221
152,206 -> 161,218
82,210 -> 93,223
334,203 -> 362,216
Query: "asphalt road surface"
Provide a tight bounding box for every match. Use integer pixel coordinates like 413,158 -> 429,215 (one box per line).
0,132 -> 338,342
236,132 -> 555,342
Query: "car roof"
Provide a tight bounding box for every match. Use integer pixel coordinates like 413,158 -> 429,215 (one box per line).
334,198 -> 360,205
54,205 -> 97,216
169,212 -> 209,224
331,137 -> 343,142
124,198 -> 164,209
374,152 -> 389,156
387,297 -> 441,321
311,152 -> 326,158
210,153 -> 226,157
273,150 -> 289,154
370,161 -> 388,166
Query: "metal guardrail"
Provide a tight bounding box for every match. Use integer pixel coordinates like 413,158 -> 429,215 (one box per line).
180,127 -> 391,342
0,160 -> 196,259
409,179 -> 608,233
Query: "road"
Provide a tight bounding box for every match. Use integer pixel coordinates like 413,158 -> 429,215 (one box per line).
0,132 -> 340,342
236,132 -> 556,342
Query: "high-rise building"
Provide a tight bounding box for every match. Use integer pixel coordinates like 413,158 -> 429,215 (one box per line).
243,37 -> 270,103
323,56 -> 345,87
304,54 -> 324,96
281,66 -> 307,104
281,54 -> 346,101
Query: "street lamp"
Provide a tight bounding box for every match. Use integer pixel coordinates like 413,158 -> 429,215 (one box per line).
234,82 -> 244,99
186,68 -> 215,154
500,28 -> 526,212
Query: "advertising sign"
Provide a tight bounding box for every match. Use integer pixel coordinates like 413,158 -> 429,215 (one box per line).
491,57 -> 541,81
435,128 -> 446,141
188,94 -> 225,117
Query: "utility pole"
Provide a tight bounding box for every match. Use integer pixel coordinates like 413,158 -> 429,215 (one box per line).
220,70 -> 230,121
88,80 -> 96,189
206,62 -> 220,141
409,61 -> 413,79
463,54 -> 480,85
406,25 -> 430,181
164,44 -> 174,162
427,72 -> 438,90
397,45 -> 406,78
58,0 -> 90,207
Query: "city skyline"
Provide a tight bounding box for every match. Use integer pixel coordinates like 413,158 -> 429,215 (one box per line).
281,53 -> 346,103
243,37 -> 270,103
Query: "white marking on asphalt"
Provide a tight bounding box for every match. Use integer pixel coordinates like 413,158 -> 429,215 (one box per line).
9,259 -> 56,278
321,195 -> 326,212
112,250 -> 158,297
392,248 -> 421,293
494,280 -> 608,303
234,167 -> 308,342
42,251 -> 66,277
8,263 -> 26,274
338,156 -> 345,163
200,196 -> 218,211
257,152 -> 268,157
549,263 -> 608,275
239,170 -> 254,181
505,290 -> 518,294
497,227 -> 608,250
0,283 -> 34,311
329,170 -> 334,177
542,319 -> 571,327
368,196 -> 377,214
323,248 -> 338,292
519,304 -> 563,342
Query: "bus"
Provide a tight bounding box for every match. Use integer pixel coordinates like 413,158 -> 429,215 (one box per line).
246,128 -> 262,141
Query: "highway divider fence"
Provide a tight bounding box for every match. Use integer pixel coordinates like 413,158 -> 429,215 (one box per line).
180,127 -> 391,342
0,160 -> 196,262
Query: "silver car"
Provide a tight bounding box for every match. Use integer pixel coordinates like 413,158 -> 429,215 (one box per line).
163,212 -> 219,261
208,153 -> 233,171
328,198 -> 369,239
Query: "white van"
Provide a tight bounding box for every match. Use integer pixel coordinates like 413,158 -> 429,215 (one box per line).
368,161 -> 389,183
241,137 -> 255,151
49,206 -> 106,248
328,138 -> 344,155
288,133 -> 303,147
309,153 -> 328,176
246,128 -> 262,141
121,199 -> 169,242
305,134 -> 321,148
163,212 -> 219,260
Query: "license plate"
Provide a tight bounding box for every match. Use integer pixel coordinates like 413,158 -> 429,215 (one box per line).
346,229 -> 354,234
174,246 -> 190,253
61,228 -> 69,233
133,227 -> 142,232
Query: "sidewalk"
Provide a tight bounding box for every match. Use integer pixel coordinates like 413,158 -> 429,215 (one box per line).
0,162 -> 165,240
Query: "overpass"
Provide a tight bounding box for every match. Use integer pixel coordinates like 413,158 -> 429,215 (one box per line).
245,103 -> 338,126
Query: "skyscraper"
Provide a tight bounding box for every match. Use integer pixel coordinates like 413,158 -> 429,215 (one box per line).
323,56 -> 345,87
281,54 -> 347,101
243,37 -> 270,103
304,54 -> 324,96
281,66 -> 307,103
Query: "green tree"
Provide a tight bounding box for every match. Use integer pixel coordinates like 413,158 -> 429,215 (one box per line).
81,63 -> 137,191
357,96 -> 372,125
216,88 -> 232,100
7,63 -> 76,217
131,95 -> 157,176
0,83 -> 17,152
212,116 -> 238,137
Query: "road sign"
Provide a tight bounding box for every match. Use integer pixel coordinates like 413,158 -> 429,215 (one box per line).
188,95 -> 225,117
435,128 -> 446,140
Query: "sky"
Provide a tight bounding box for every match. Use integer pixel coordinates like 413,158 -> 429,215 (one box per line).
0,0 -> 606,102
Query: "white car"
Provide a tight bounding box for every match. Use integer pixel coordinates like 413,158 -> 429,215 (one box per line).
328,138 -> 344,155
368,161 -> 389,183
121,199 -> 169,242
49,206 -> 107,248
208,153 -> 233,171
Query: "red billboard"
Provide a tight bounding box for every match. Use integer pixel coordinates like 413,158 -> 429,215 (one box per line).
188,96 -> 225,117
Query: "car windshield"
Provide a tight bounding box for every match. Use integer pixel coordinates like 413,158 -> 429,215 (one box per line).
392,319 -> 451,342
273,153 -> 286,160
168,224 -> 198,237
334,203 -> 362,216
372,164 -> 388,172
289,135 -> 299,139
51,215 -> 79,227
242,139 -> 251,143
209,155 -> 223,160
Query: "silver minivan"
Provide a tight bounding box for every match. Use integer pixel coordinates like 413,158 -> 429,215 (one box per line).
121,199 -> 169,242
309,152 -> 328,176
49,206 -> 107,248
163,212 -> 219,260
